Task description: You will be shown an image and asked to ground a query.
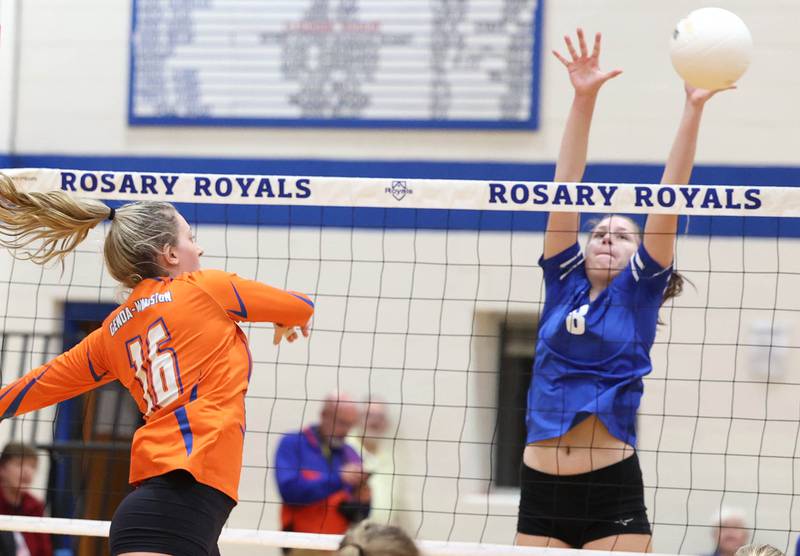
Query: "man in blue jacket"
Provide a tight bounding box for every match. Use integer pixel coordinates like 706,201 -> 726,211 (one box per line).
276,393 -> 371,548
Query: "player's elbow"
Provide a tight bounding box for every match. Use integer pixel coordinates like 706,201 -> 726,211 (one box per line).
289,292 -> 315,325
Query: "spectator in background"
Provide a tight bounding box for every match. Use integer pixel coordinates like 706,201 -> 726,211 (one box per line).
710,508 -> 750,556
338,521 -> 419,556
347,400 -> 397,525
0,442 -> 53,556
276,394 -> 371,555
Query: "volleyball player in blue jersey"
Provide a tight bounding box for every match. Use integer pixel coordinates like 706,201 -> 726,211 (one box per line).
515,29 -> 732,551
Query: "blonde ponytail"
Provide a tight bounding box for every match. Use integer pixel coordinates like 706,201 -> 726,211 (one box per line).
0,172 -> 110,264
0,172 -> 181,289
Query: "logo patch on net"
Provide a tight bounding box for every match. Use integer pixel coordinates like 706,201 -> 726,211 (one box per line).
386,180 -> 413,201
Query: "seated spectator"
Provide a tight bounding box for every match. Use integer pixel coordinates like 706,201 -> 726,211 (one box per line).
347,400 -> 397,525
338,521 -> 419,556
276,394 -> 371,555
0,442 -> 52,556
710,508 -> 749,556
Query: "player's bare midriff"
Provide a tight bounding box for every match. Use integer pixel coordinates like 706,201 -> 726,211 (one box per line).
523,414 -> 636,475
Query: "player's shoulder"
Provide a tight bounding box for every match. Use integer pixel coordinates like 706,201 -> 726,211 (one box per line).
277,429 -> 307,448
177,268 -> 236,285
173,269 -> 246,296
610,244 -> 670,294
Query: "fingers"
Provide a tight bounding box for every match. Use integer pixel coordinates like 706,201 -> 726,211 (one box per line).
564,34 -> 579,61
273,325 -> 299,344
552,49 -> 570,67
592,32 -> 602,59
703,85 -> 737,101
559,29 -> 599,64
577,28 -> 588,58
601,69 -> 623,82
685,82 -> 737,104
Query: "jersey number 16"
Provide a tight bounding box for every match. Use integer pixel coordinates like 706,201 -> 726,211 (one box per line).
125,318 -> 183,415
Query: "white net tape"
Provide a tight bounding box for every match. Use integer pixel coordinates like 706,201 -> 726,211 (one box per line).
3,167 -> 794,216
0,515 -> 681,555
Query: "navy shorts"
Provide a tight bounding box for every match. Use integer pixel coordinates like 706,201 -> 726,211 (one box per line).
517,453 -> 651,547
110,470 -> 235,556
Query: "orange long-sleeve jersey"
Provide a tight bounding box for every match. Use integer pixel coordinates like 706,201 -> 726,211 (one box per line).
0,270 -> 314,501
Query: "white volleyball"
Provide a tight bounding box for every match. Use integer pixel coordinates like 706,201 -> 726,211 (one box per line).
670,7 -> 753,90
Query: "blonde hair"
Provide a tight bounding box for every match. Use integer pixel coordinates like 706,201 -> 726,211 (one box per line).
734,545 -> 784,556
338,522 -> 419,556
0,172 -> 179,289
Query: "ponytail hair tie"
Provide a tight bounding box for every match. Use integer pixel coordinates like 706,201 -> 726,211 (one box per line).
107,207 -> 116,221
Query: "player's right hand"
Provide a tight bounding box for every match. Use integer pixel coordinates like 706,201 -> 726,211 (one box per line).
553,28 -> 622,96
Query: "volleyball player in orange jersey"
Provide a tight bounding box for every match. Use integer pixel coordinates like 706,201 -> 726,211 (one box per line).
0,174 -> 314,556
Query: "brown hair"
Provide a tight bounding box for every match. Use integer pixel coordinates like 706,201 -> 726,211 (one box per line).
0,172 -> 179,289
0,442 -> 39,465
586,215 -> 686,307
338,522 -> 419,556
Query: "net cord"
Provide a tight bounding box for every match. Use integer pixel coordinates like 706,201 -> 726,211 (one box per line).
0,515 -> 674,555
2,167 -> 796,217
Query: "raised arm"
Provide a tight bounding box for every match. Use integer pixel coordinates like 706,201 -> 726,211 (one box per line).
545,29 -> 622,259
189,269 -> 314,344
644,85 -> 734,267
0,329 -> 115,421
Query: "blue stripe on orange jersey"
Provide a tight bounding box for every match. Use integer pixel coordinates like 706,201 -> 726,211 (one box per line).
228,283 -> 248,318
291,293 -> 314,308
1,368 -> 50,420
87,352 -> 109,382
174,406 -> 193,455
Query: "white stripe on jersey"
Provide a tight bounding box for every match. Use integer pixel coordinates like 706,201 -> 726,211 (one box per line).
559,253 -> 585,281
634,251 -> 644,271
631,250 -> 672,281
630,256 -> 640,282
559,251 -> 583,269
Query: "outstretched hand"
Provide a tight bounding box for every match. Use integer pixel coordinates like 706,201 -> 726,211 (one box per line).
273,322 -> 311,345
553,28 -> 622,96
685,82 -> 736,107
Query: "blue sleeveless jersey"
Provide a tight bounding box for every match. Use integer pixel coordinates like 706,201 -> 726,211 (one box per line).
526,242 -> 671,446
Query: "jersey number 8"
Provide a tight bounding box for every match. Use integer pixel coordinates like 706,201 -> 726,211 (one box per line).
126,318 -> 183,415
566,304 -> 589,336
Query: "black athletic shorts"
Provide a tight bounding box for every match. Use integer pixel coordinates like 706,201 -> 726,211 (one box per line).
517,453 -> 651,547
109,470 -> 235,556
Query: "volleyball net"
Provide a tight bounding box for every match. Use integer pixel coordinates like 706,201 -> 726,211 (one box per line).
0,168 -> 799,555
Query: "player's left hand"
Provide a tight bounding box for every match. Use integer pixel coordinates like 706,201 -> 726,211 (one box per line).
685,82 -> 736,106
